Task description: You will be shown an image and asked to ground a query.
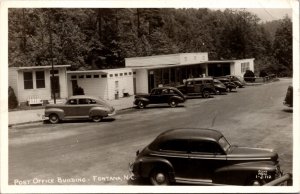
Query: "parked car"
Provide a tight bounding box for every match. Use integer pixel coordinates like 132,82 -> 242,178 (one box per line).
213,79 -> 227,94
134,87 -> 185,109
283,85 -> 293,107
223,75 -> 246,88
215,77 -> 237,92
44,95 -> 115,124
176,77 -> 216,98
130,128 -> 282,186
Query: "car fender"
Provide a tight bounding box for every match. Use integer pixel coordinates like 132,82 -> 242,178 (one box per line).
213,161 -> 278,185
135,97 -> 150,104
169,96 -> 184,102
136,156 -> 175,181
45,108 -> 64,119
89,107 -> 109,117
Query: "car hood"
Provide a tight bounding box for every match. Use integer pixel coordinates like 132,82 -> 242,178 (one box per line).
227,146 -> 278,161
215,83 -> 226,88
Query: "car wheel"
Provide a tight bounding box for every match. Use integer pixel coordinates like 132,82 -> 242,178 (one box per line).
92,115 -> 103,122
138,101 -> 146,109
169,100 -> 178,108
49,113 -> 59,124
150,169 -> 170,185
202,90 -> 210,98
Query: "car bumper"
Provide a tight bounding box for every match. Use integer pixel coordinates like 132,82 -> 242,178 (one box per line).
129,162 -> 139,180
108,110 -> 116,117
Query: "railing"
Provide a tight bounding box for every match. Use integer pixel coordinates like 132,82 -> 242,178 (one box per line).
264,173 -> 293,186
244,74 -> 277,83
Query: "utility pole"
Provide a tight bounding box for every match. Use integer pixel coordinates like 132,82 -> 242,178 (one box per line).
48,10 -> 56,104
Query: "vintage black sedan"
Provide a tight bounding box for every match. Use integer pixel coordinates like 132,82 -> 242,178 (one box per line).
134,87 -> 185,108
130,128 -> 282,186
215,77 -> 237,92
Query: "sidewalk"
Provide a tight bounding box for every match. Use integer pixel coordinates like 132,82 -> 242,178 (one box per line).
8,96 -> 135,126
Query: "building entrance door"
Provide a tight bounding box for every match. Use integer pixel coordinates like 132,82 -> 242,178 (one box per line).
51,76 -> 60,99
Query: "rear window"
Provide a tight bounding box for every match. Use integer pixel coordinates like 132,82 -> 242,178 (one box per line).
158,139 -> 189,153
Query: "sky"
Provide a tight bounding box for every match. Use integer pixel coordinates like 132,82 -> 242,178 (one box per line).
247,8 -> 292,22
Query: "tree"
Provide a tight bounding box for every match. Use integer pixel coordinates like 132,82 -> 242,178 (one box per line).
9,86 -> 18,109
273,17 -> 292,76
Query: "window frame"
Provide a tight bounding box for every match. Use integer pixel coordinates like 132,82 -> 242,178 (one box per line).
23,72 -> 33,89
35,71 -> 45,89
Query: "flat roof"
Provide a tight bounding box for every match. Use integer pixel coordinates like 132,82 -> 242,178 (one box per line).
131,62 -> 206,70
13,65 -> 70,70
67,68 -> 133,74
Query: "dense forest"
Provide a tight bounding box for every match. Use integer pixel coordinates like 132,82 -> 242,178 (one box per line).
8,8 -> 292,76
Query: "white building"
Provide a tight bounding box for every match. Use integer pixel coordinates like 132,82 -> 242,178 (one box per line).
66,68 -> 134,100
125,53 -> 254,93
9,65 -> 70,105
8,52 -> 254,105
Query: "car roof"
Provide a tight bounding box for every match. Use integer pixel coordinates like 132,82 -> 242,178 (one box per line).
153,86 -> 178,90
155,128 -> 223,142
187,77 -> 213,81
68,95 -> 98,100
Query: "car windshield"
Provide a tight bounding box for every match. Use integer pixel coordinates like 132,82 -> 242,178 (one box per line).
218,136 -> 231,153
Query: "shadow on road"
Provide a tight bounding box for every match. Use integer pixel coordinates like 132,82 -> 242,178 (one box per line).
43,118 -> 116,124
134,105 -> 185,109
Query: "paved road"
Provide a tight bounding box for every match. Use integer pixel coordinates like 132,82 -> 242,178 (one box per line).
9,78 -> 293,185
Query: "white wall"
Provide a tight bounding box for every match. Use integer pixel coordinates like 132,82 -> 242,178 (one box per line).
59,68 -> 68,98
125,54 -> 180,67
233,59 -> 255,77
72,74 -> 108,99
8,68 -> 19,99
134,69 -> 148,94
15,68 -> 68,103
17,70 -> 51,102
107,69 -> 133,100
67,69 -> 134,100
179,53 -> 208,64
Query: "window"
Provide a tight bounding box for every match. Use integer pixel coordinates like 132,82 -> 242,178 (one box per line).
67,99 -> 77,105
94,74 -> 99,78
189,140 -> 223,154
88,99 -> 97,104
78,99 -> 89,104
86,75 -> 92,78
151,89 -> 161,95
101,74 -> 107,78
162,89 -> 169,94
36,71 -> 45,88
71,75 -> 77,80
124,73 -> 128,76
159,139 -> 189,153
241,62 -> 250,73
79,75 -> 84,79
24,72 -> 33,89
120,73 -> 123,76
110,74 -> 113,77
115,73 -> 118,77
